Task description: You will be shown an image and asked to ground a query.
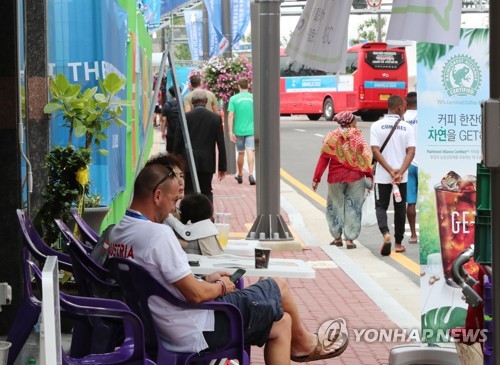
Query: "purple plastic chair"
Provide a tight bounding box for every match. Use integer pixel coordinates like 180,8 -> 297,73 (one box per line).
55,219 -> 118,297
55,219 -> 124,356
16,209 -> 72,272
70,211 -> 99,247
107,257 -> 250,365
7,249 -> 155,365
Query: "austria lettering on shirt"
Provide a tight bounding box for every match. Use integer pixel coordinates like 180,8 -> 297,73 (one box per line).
109,242 -> 135,259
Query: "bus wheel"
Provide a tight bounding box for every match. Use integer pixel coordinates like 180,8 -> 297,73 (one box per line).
307,114 -> 322,121
323,98 -> 334,121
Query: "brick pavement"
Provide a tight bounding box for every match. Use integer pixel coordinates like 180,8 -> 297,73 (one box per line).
211,173 -> 406,364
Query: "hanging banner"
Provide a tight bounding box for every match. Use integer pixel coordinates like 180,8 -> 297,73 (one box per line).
285,0 -> 351,73
184,10 -> 204,61
418,29 -> 489,343
138,0 -> 162,31
203,0 -> 250,56
386,0 -> 462,46
48,0 -> 128,205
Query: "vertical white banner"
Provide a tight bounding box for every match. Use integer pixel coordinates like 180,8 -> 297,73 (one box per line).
386,0 -> 462,46
285,0 -> 352,73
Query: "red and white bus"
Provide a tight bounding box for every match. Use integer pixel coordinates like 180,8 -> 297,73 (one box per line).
280,42 -> 408,121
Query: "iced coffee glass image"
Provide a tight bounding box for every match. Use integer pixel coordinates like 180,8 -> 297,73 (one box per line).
435,171 -> 479,287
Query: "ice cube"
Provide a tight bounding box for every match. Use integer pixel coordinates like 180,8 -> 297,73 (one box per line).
441,171 -> 461,191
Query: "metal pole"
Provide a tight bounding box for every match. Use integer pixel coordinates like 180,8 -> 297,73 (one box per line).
202,1 -> 209,60
167,47 -> 201,193
248,0 -> 292,241
489,2 -> 500,362
221,0 -> 236,174
377,13 -> 382,42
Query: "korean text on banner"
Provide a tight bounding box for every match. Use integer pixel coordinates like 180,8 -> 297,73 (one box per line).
386,0 -> 462,46
285,0 -> 351,73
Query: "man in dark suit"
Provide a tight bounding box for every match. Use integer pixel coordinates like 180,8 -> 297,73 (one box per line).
173,89 -> 227,204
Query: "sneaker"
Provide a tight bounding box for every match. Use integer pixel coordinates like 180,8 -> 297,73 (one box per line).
235,175 -> 243,184
249,175 -> 256,185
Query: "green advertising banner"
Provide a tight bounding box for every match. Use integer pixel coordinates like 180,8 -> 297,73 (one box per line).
417,29 -> 489,342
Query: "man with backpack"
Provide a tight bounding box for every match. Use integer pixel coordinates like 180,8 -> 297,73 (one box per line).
161,86 -> 180,153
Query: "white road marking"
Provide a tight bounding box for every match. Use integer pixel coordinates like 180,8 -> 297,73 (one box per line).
294,129 -> 306,132
314,134 -> 324,138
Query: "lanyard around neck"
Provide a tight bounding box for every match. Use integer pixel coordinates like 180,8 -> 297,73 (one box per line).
125,209 -> 149,221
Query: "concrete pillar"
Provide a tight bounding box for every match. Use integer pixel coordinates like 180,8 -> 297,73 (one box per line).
25,0 -> 50,218
248,0 -> 293,242
0,0 -> 24,334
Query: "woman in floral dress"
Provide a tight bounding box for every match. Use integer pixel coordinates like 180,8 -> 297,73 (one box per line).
312,111 -> 373,249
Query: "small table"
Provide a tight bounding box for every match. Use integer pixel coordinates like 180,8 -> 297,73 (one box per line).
222,239 -> 261,257
187,254 -> 316,279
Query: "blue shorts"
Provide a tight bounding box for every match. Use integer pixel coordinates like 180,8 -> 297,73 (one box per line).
407,164 -> 418,204
215,278 -> 283,347
235,135 -> 255,152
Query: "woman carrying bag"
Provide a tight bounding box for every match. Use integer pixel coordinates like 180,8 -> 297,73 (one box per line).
312,111 -> 373,249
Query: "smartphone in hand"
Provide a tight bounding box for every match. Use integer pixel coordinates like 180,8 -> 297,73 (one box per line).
230,268 -> 246,283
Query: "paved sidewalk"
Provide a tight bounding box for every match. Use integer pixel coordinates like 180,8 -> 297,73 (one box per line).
151,131 -> 411,364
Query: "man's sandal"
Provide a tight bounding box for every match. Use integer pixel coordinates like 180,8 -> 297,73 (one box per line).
291,319 -> 349,363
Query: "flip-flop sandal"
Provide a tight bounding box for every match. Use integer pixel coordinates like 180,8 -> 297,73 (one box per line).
395,246 -> 407,253
291,320 -> 349,363
380,241 -> 392,256
331,240 -> 343,247
346,243 -> 357,249
409,239 -> 418,244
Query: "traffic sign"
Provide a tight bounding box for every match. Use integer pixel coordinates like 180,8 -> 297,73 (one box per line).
367,0 -> 382,9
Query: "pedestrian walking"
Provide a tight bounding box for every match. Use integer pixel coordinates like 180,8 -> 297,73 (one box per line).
312,111 -> 373,249
228,77 -> 256,185
184,75 -> 219,113
173,89 -> 226,204
161,86 -> 180,153
370,95 -> 415,256
404,91 -> 419,245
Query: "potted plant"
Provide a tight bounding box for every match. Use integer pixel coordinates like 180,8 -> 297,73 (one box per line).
36,72 -> 128,246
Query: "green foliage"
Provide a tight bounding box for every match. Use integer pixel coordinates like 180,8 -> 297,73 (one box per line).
421,306 -> 467,343
44,72 -> 128,153
85,193 -> 103,208
417,29 -> 489,70
351,16 -> 387,45
418,170 -> 440,264
174,43 -> 192,61
34,146 -> 91,246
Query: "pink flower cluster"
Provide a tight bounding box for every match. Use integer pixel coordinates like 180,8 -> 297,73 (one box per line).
199,56 -> 253,103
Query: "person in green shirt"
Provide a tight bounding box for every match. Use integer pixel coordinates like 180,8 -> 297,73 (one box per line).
228,77 -> 256,185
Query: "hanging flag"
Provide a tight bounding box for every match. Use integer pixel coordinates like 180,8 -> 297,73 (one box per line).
184,10 -> 204,61
137,0 -> 162,31
285,0 -> 351,73
204,0 -> 250,56
386,0 -> 462,46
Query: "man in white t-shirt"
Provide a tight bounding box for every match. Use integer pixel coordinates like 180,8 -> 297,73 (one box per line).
370,95 -> 415,256
108,162 -> 349,363
404,92 -> 418,245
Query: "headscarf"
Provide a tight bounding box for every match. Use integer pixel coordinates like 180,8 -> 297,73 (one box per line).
321,114 -> 372,173
334,111 -> 356,127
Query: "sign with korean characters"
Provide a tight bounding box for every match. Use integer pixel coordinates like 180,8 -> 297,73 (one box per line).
417,28 -> 489,343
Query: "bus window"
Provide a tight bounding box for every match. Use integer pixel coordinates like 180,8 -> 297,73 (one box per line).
280,55 -> 333,77
345,52 -> 358,74
364,51 -> 404,70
